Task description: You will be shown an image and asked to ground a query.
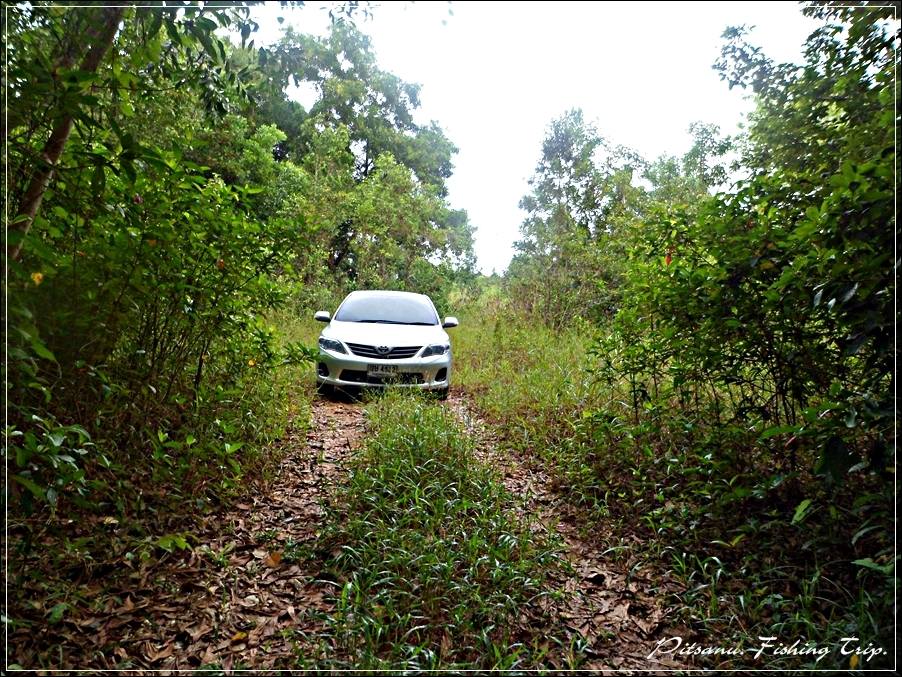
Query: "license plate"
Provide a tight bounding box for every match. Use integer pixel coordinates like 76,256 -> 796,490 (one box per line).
367,364 -> 398,377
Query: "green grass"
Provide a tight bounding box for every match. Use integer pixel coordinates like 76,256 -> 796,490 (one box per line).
454,309 -> 600,454
304,391 -> 561,670
451,298 -> 895,670
270,308 -> 324,347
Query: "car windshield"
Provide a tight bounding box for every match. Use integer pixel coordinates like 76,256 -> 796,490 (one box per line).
334,294 -> 439,325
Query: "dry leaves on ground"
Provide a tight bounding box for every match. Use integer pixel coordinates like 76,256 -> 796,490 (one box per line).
7,398 -> 366,671
446,392 -> 690,670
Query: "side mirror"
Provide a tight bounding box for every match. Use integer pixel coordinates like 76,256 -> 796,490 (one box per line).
442,316 -> 459,328
314,311 -> 331,322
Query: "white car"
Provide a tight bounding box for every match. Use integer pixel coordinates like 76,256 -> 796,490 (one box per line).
314,290 -> 458,399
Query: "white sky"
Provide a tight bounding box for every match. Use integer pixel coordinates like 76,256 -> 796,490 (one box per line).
251,1 -> 821,274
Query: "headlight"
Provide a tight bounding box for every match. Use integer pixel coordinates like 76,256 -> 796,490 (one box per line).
319,337 -> 347,354
422,343 -> 450,357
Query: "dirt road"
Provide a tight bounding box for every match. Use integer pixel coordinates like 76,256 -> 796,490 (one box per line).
9,392 -> 684,670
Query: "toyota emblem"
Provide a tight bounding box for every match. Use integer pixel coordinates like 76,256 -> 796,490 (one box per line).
376,345 -> 391,355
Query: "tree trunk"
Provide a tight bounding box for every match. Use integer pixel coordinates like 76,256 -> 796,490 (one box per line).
8,6 -> 124,262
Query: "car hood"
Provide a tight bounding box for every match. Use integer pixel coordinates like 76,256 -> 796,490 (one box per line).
322,320 -> 449,348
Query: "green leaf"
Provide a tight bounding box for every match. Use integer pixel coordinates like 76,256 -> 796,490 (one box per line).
12,474 -> 44,499
224,442 -> 244,455
759,425 -> 799,439
148,10 -> 163,39
48,603 -> 69,624
851,524 -> 881,546
791,498 -> 813,525
814,436 -> 856,483
15,445 -> 32,467
29,337 -> 56,362
157,534 -> 190,552
852,558 -> 895,576
165,19 -> 182,47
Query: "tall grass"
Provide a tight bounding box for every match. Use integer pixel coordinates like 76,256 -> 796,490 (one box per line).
451,296 -> 895,669
453,309 -> 601,454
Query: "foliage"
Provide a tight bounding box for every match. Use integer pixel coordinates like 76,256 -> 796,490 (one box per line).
5,2 -> 473,519
453,302 -> 599,454
271,23 -> 457,192
509,110 -> 731,327
5,0 -> 895,670
607,2 -> 895,485
487,4 -> 896,667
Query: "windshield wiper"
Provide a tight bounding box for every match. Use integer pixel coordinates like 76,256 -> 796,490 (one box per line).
354,319 -> 436,325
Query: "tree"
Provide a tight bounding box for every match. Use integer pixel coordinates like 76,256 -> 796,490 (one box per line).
511,109 -> 650,324
7,4 -> 124,261
272,23 -> 458,193
609,2 -> 896,473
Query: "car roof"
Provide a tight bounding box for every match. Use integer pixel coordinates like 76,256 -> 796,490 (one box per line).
345,290 -> 431,301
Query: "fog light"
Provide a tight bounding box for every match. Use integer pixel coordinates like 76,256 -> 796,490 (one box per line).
436,368 -> 447,381
317,362 -> 329,377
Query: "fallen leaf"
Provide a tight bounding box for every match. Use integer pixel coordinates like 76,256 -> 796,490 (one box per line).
144,641 -> 173,662
263,551 -> 282,568
188,624 -> 213,642
106,614 -> 136,630
230,631 -> 248,642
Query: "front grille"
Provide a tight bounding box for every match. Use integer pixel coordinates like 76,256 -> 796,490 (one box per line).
340,369 -> 424,385
346,342 -> 422,360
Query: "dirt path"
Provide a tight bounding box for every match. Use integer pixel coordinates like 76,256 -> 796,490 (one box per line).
10,391 -> 684,670
8,397 -> 366,671
447,392 -> 685,670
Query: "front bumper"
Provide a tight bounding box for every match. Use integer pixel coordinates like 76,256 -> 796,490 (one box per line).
315,348 -> 451,390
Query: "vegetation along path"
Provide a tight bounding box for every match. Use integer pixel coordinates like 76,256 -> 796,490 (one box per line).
10,389 -> 686,670
8,398 -> 365,670
7,2 -> 894,671
447,393 -> 684,670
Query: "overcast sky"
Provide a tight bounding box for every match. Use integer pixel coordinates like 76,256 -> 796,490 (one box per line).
251,1 -> 821,274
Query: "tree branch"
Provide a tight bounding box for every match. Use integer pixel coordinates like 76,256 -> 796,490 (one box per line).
8,6 -> 125,262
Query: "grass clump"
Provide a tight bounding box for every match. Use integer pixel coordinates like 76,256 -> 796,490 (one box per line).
453,310 -> 600,455
312,391 -> 558,670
